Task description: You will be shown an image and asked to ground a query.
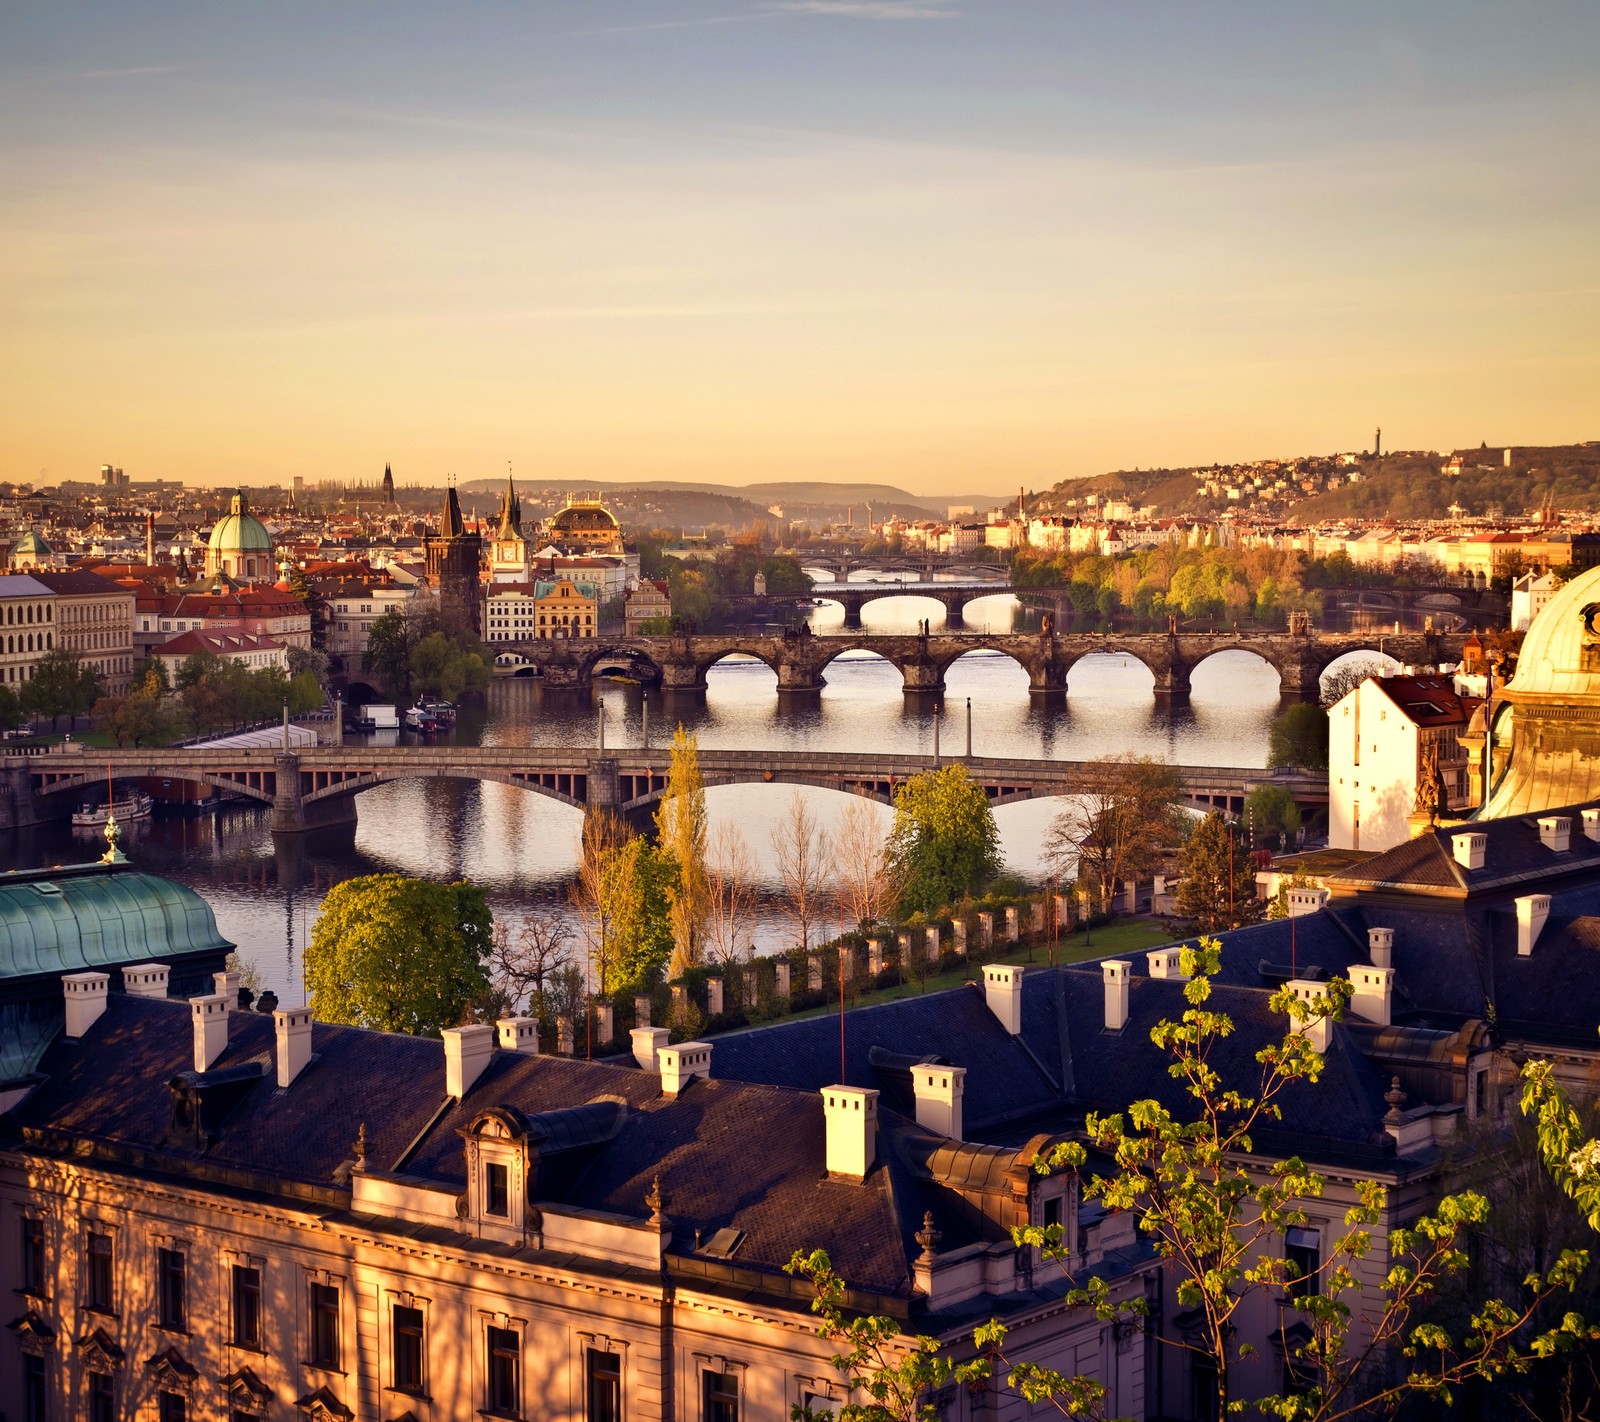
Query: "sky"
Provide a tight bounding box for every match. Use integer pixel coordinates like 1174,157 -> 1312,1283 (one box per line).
1,2 -> 1597,498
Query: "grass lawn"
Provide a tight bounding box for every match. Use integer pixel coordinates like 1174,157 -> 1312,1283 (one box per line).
777,917 -> 1179,1022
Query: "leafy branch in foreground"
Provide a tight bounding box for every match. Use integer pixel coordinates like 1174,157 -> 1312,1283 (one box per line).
1521,1036 -> 1600,1234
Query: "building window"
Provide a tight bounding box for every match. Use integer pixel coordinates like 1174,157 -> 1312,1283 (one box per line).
21,1216 -> 46,1295
159,1393 -> 188,1422
485,1161 -> 510,1217
1285,1226 -> 1320,1298
85,1230 -> 114,1312
309,1281 -> 341,1368
587,1348 -> 622,1422
232,1263 -> 261,1349
158,1246 -> 187,1330
25,1355 -> 47,1422
88,1371 -> 114,1422
393,1304 -> 425,1394
486,1325 -> 520,1416
703,1369 -> 739,1422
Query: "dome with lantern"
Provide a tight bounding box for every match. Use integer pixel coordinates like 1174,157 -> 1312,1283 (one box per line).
205,491 -> 275,583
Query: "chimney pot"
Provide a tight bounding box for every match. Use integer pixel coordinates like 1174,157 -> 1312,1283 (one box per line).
212,970 -> 241,1009
1101,960 -> 1131,1031
1285,980 -> 1333,1053
1582,808 -> 1600,842
631,1025 -> 671,1071
191,993 -> 230,1072
1516,894 -> 1551,956
822,1085 -> 879,1181
62,971 -> 110,1039
496,1016 -> 540,1055
657,1041 -> 712,1096
441,1023 -> 495,1098
1452,832 -> 1487,871
1287,886 -> 1330,918
912,1064 -> 966,1139
273,1006 -> 313,1087
1367,927 -> 1394,968
983,964 -> 1025,1034
121,962 -> 170,999
1349,966 -> 1395,1026
1538,817 -> 1572,853
1146,948 -> 1187,981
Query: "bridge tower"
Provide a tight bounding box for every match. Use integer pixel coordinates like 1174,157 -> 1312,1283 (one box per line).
425,479 -> 483,638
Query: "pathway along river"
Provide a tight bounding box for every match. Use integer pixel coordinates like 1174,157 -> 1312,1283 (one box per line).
3,582 -> 1398,1006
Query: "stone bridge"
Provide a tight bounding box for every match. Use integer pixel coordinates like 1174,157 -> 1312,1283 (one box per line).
736,580 -> 1063,627
793,551 -> 1013,583
4,746 -> 1328,835
501,629 -> 1470,699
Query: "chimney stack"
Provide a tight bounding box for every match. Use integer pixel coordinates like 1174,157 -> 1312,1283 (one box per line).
273,1007 -> 313,1087
1146,947 -> 1187,980
657,1042 -> 711,1097
122,962 -> 170,998
1452,832 -> 1486,871
1348,966 -> 1395,1026
982,964 -> 1024,1035
62,972 -> 109,1039
822,1086 -> 879,1181
213,970 -> 241,1010
1538,817 -> 1572,853
631,1025 -> 670,1072
1287,886 -> 1330,918
1102,960 -> 1131,1032
1582,808 -> 1600,842
496,1016 -> 540,1055
442,1024 -> 495,1098
1285,981 -> 1332,1054
912,1064 -> 965,1139
1367,927 -> 1394,969
1516,894 -> 1551,956
191,994 -> 230,1072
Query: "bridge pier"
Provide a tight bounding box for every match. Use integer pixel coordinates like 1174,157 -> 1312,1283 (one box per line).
0,763 -> 45,831
900,660 -> 945,694
776,659 -> 826,693
1150,663 -> 1192,702
271,754 -> 358,837
840,605 -> 863,629
1276,661 -> 1325,704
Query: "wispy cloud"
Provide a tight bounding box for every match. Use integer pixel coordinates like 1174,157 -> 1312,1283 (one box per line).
69,64 -> 190,80
763,1 -> 958,18
566,13 -> 763,38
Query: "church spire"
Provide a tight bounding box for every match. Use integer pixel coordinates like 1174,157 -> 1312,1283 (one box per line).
382,462 -> 395,505
497,464 -> 521,540
440,475 -> 465,539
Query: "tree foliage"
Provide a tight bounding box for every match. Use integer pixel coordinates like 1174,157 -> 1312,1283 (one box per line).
1319,658 -> 1389,710
656,724 -> 710,977
886,765 -> 1003,915
1045,755 -> 1182,907
305,874 -> 493,1036
22,648 -> 100,730
597,835 -> 676,994
1177,812 -> 1264,932
1245,783 -> 1304,850
1268,702 -> 1330,771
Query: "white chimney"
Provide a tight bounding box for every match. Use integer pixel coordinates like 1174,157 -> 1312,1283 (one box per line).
1367,927 -> 1394,968
1102,960 -> 1131,1032
1285,980 -> 1332,1054
1582,808 -> 1600,842
441,1023 -> 495,1098
122,962 -> 170,999
1348,966 -> 1395,1026
822,1086 -> 878,1181
212,970 -> 241,1009
631,1025 -> 671,1071
982,964 -> 1024,1035
912,1064 -> 965,1139
496,1016 -> 540,1055
1538,817 -> 1572,853
1452,832 -> 1486,871
273,1006 -> 313,1088
1146,947 -> 1187,980
191,993 -> 230,1072
62,971 -> 109,1039
657,1041 -> 711,1097
1516,894 -> 1551,956
1287,886 -> 1330,918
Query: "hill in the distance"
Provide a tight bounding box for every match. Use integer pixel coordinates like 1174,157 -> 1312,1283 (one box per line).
458,476 -> 1004,519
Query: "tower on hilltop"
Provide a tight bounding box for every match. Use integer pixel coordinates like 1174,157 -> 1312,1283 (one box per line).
1374,426 -> 1382,458
425,479 -> 482,637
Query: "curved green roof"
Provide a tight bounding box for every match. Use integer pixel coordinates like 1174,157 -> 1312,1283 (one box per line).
0,866 -> 234,979
207,491 -> 273,555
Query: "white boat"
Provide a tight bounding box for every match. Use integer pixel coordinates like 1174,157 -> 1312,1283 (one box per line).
72,793 -> 154,829
404,707 -> 439,733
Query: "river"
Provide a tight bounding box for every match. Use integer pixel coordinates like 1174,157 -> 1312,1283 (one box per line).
5,581 -> 1359,1005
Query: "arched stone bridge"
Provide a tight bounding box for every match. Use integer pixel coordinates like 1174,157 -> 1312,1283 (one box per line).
735,580 -> 1064,627
794,551 -> 1014,583
503,628 -> 1469,699
8,746 -> 1327,835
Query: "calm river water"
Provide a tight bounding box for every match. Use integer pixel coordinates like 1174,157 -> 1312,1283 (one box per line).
6,581 -> 1362,1004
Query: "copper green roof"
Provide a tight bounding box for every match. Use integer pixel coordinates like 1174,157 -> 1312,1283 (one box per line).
0,863 -> 233,979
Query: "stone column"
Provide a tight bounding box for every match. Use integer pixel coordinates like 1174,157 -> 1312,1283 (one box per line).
1030,901 -> 1045,935
897,931 -> 914,965
925,926 -> 941,963
774,960 -> 791,1006
868,938 -> 885,975
594,1001 -> 614,1046
978,912 -> 994,948
1004,906 -> 1019,943
634,994 -> 652,1028
556,1015 -> 574,1055
807,955 -> 823,992
951,919 -> 968,955
706,977 -> 724,1017
670,983 -> 689,1018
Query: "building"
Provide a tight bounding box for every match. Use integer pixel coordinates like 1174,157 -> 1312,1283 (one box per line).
4,529 -> 61,571
425,484 -> 483,638
323,580 -> 415,664
27,569 -> 137,697
485,579 -> 598,641
203,491 -> 276,585
152,629 -> 290,681
1511,570 -> 1562,631
544,495 -> 624,555
1328,674 -> 1479,852
488,473 -> 533,583
0,574 -> 56,691
136,588 -> 312,660
625,579 -> 672,634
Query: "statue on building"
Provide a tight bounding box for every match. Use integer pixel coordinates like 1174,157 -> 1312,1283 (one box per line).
1414,738 -> 1447,823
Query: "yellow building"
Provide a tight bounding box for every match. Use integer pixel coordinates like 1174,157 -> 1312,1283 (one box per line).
485,579 -> 598,641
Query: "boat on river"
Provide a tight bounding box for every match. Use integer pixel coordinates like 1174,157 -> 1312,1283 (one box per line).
72,793 -> 154,829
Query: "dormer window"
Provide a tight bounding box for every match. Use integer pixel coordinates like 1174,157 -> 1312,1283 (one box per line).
485,1162 -> 510,1218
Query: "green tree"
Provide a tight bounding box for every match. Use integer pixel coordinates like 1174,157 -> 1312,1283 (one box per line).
886,765 -> 1003,915
1177,811 -> 1263,931
1268,702 -> 1329,771
23,648 -> 101,730
668,567 -> 714,629
1245,783 -> 1303,849
409,631 -> 490,702
598,836 -> 676,994
655,724 -> 710,977
94,673 -> 187,747
305,874 -> 493,1036
282,563 -> 330,648
287,644 -> 331,687
1045,755 -> 1182,909
790,943 -> 1595,1422
0,682 -> 21,732
1522,1037 -> 1600,1234
363,608 -> 413,694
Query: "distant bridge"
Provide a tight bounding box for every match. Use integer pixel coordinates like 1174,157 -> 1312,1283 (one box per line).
4,746 -> 1327,836
736,580 -> 1065,627
491,628 -> 1469,698
792,550 -> 1013,583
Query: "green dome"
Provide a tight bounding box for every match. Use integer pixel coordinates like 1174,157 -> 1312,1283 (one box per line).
207,491 -> 273,555
11,529 -> 50,556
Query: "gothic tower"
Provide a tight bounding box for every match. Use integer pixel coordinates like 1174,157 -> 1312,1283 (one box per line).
425,480 -> 483,637
491,469 -> 531,583
382,462 -> 396,505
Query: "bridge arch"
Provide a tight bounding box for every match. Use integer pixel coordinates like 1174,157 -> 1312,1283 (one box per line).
300,768 -> 586,812
1184,644 -> 1289,693
814,644 -> 907,686
1063,645 -> 1162,692
32,767 -> 277,808
694,647 -> 781,681
579,643 -> 665,685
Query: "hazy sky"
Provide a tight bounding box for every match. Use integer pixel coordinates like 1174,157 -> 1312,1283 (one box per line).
2,2 -> 1596,496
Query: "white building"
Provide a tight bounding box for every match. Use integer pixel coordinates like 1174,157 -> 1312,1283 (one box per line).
1328,674 -> 1480,852
1510,570 -> 1562,631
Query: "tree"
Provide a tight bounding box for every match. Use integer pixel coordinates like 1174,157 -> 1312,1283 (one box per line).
771,791 -> 832,953
789,943 -> 1596,1422
23,649 -> 100,730
0,682 -> 23,732
481,909 -> 576,1027
1268,702 -> 1330,771
597,835 -> 676,994
305,874 -> 493,1036
1177,812 -> 1264,931
655,725 -> 710,977
703,821 -> 757,969
1044,755 -> 1182,910
1320,658 -> 1388,710
287,644 -> 331,687
409,631 -> 490,702
94,672 -> 187,747
363,608 -> 412,693
834,798 -> 899,931
1245,783 -> 1304,850
1522,1038 -> 1600,1234
886,765 -> 1003,915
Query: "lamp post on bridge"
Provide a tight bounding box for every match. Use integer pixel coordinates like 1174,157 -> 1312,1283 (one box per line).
597,696 -> 605,753
966,697 -> 972,759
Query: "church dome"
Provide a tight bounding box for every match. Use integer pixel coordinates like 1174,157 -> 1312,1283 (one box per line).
549,501 -> 619,536
1500,562 -> 1600,704
205,491 -> 274,583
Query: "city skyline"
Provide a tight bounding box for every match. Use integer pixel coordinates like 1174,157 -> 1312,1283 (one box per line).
3,1 -> 1598,495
